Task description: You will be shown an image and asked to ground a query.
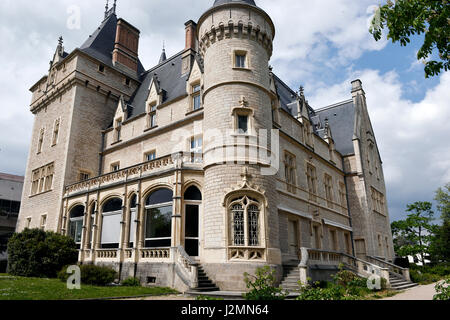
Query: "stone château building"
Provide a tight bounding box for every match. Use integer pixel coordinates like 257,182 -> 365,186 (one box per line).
18,0 -> 409,292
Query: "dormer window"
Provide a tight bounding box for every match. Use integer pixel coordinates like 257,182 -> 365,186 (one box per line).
146,102 -> 157,129
98,64 -> 105,73
115,119 -> 122,142
192,84 -> 201,111
125,77 -> 131,86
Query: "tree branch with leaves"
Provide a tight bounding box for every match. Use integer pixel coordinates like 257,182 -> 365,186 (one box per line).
370,0 -> 450,78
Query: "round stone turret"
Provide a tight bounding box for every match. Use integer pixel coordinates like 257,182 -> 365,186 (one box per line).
197,0 -> 281,291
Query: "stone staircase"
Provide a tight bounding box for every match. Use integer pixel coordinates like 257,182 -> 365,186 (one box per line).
188,265 -> 220,293
279,265 -> 301,292
389,272 -> 418,290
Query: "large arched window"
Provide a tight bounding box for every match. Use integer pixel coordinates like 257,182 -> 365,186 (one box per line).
229,196 -> 260,247
129,194 -> 138,248
101,198 -> 123,249
69,205 -> 85,246
145,189 -> 173,248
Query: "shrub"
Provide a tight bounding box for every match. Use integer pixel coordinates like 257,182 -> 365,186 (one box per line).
122,277 -> 141,287
7,229 -> 78,278
58,264 -> 117,286
296,283 -> 345,300
243,266 -> 286,300
433,278 -> 450,301
196,295 -> 224,301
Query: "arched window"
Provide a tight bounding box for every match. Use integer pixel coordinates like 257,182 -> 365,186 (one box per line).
129,194 -> 138,248
101,198 -> 123,249
69,205 -> 85,245
229,196 -> 260,247
184,186 -> 202,201
145,189 -> 173,248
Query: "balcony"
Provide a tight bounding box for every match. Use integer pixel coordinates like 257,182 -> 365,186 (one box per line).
64,152 -> 203,197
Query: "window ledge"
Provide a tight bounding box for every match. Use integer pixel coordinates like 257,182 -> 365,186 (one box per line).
110,140 -> 123,146
29,189 -> 53,199
233,67 -> 252,72
186,107 -> 204,116
231,133 -> 257,138
144,125 -> 159,133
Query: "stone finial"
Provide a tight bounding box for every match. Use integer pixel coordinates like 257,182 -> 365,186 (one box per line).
105,0 -> 109,18
241,166 -> 252,184
239,96 -> 249,108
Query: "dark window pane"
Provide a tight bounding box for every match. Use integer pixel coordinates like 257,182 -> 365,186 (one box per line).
103,198 -> 123,212
130,194 -> 137,208
238,115 -> 248,133
185,205 -> 199,238
145,239 -> 171,248
145,206 -> 172,239
185,239 -> 198,257
101,243 -> 119,249
146,189 -> 173,206
184,186 -> 202,201
70,205 -> 85,218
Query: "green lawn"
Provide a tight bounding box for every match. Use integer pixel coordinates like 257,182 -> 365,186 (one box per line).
0,274 -> 178,300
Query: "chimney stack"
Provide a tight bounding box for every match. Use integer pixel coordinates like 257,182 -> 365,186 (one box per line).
112,18 -> 140,74
181,20 -> 198,75
185,20 -> 197,51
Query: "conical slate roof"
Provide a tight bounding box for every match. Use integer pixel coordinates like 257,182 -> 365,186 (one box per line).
213,0 -> 257,7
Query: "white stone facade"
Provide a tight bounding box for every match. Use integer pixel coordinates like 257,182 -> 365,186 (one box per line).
17,1 -> 396,291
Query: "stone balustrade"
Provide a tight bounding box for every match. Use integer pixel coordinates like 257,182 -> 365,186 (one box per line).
64,152 -> 203,196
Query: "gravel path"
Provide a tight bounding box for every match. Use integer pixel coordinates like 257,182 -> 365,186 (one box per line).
382,283 -> 438,300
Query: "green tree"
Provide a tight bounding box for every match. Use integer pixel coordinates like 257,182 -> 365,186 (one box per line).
391,202 -> 436,264
370,0 -> 450,78
429,184 -> 450,262
435,183 -> 450,221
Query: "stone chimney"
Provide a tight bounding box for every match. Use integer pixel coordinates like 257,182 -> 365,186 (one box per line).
351,79 -> 365,97
112,18 -> 140,74
185,20 -> 197,50
181,20 -> 198,75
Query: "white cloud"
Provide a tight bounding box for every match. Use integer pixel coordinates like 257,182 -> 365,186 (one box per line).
309,70 -> 450,220
0,0 -> 447,222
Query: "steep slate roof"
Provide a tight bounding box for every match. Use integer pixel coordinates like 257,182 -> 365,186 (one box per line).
213,0 -> 257,7
126,51 -> 189,120
79,13 -> 145,78
272,74 -> 298,116
313,100 -> 356,156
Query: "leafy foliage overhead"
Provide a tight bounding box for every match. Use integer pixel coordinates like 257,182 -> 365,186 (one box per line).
370,0 -> 450,78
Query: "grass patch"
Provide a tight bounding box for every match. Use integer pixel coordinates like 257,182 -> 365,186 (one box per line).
0,275 -> 177,300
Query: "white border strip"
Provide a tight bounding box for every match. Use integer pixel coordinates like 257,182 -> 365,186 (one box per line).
323,219 -> 353,232
277,205 -> 313,220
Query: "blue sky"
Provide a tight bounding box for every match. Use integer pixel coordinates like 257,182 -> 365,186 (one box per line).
0,0 -> 449,222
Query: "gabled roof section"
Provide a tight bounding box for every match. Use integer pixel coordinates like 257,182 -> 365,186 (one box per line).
79,13 -> 145,78
126,50 -> 189,120
314,100 -> 356,156
272,74 -> 298,116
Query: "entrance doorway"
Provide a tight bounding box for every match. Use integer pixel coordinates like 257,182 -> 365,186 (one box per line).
184,186 -> 202,257
288,220 -> 299,256
185,204 -> 199,256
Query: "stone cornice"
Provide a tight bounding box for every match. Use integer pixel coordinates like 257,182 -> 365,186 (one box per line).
198,15 -> 274,58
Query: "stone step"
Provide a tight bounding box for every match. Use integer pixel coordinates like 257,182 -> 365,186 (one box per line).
391,283 -> 418,290
190,286 -> 220,292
